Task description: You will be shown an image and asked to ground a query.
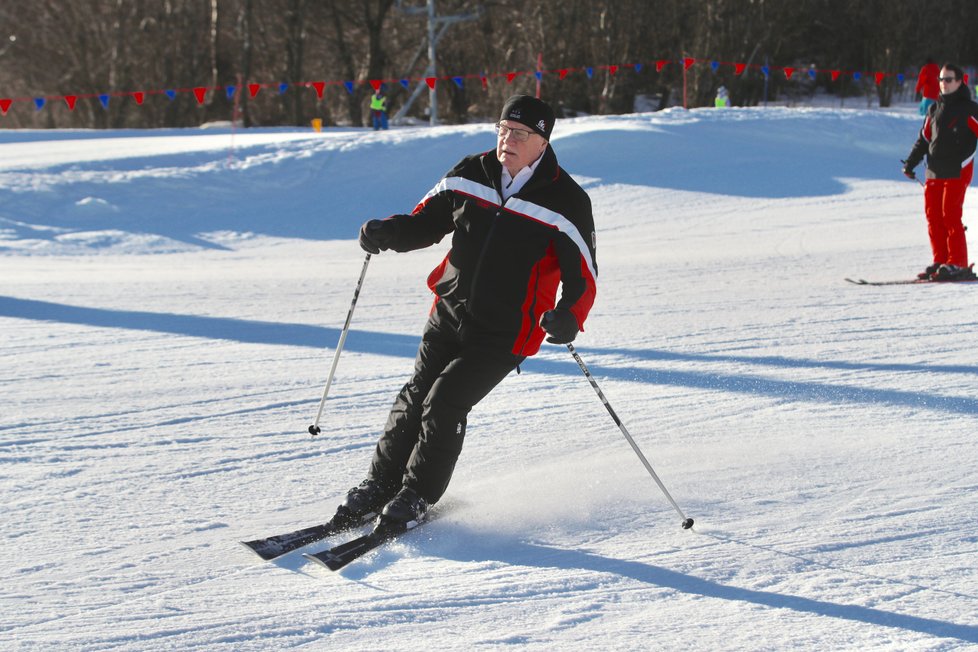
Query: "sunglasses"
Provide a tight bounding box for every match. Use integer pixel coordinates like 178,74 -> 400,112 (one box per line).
939,76 -> 959,82
495,123 -> 534,142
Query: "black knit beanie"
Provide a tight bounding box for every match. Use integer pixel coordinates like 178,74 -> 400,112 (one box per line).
499,94 -> 555,140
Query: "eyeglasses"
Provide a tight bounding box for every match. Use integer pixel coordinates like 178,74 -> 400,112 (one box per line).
939,76 -> 959,83
495,123 -> 534,142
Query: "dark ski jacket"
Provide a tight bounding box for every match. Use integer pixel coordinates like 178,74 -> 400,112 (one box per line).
380,146 -> 597,356
906,84 -> 978,179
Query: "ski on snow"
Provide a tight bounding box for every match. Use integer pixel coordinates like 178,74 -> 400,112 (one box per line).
304,517 -> 430,571
240,512 -> 374,561
845,277 -> 978,286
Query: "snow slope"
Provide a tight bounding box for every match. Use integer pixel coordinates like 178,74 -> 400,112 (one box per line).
2,107 -> 978,651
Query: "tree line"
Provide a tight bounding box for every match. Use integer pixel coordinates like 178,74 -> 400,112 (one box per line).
0,0 -> 975,130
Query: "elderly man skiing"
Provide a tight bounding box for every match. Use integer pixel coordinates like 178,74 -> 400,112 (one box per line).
341,94 -> 598,530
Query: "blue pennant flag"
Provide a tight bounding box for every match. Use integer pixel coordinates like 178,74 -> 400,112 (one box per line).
278,83 -> 289,94
34,98 -> 45,110
400,78 -> 410,89
897,73 -> 905,83
99,95 -> 110,109
761,66 -> 770,78
711,61 -> 720,72
343,81 -> 354,94
165,90 -> 177,100
808,69 -> 817,80
534,71 -> 542,81
853,71 -> 862,81
634,63 -> 643,73
226,86 -> 236,99
586,67 -> 594,79
452,77 -> 464,88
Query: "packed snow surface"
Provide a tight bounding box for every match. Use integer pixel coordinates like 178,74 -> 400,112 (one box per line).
3,107 -> 978,651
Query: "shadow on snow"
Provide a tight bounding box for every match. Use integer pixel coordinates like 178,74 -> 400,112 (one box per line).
3,295 -> 977,416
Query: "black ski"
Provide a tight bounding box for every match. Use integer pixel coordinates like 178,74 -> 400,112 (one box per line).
240,512 -> 373,561
845,277 -> 927,286
845,277 -> 978,286
303,517 -> 428,571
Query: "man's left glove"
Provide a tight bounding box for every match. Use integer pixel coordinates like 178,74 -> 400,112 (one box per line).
539,309 -> 579,344
359,219 -> 395,254
901,159 -> 917,180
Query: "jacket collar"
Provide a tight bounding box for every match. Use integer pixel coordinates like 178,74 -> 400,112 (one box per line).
481,145 -> 559,198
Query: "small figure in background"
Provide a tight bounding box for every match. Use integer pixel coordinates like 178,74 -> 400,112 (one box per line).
370,86 -> 388,130
715,85 -> 729,108
915,57 -> 941,116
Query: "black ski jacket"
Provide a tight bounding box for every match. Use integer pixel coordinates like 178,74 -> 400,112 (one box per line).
906,84 -> 978,179
380,146 -> 597,356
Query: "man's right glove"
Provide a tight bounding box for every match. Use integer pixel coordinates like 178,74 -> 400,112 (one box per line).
359,219 -> 395,254
539,309 -> 579,344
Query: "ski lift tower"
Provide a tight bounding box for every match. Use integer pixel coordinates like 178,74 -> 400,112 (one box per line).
394,0 -> 482,126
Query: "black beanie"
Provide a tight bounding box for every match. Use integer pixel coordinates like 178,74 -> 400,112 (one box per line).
499,94 -> 555,140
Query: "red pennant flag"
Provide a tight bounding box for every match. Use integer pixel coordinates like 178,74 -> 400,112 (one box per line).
783,67 -> 795,80
965,73 -> 971,85
506,72 -> 517,83
874,72 -> 885,86
830,70 -> 841,82
64,95 -> 78,110
656,60 -> 668,72
132,91 -> 145,105
0,98 -> 11,115
248,83 -> 261,98
193,87 -> 208,104
558,69 -> 569,80
311,81 -> 325,99
734,63 -> 747,76
608,65 -> 619,76
683,58 -> 696,70
480,76 -> 488,90
425,77 -> 437,90
369,79 -> 382,92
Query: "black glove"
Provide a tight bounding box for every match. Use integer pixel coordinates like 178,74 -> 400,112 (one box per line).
358,219 -> 394,254
539,309 -> 579,344
901,159 -> 917,180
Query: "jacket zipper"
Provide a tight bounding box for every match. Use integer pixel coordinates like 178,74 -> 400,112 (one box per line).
517,262 -> 542,356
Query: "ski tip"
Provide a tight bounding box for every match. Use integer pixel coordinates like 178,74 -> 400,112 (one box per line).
240,540 -> 279,561
302,552 -> 334,570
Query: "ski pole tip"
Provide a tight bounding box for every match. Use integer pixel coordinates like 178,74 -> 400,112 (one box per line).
681,518 -> 694,530
308,424 -> 321,436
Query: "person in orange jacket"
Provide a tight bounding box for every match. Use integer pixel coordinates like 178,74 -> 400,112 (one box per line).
915,57 -> 941,116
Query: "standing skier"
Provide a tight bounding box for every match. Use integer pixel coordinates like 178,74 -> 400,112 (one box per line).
903,62 -> 978,281
338,95 -> 597,528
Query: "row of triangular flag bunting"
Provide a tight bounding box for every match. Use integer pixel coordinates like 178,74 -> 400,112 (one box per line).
0,57 -> 929,116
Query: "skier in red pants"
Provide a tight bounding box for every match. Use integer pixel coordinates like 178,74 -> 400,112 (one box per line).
903,62 -> 978,281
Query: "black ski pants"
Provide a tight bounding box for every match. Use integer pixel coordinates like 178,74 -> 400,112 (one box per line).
368,299 -> 524,504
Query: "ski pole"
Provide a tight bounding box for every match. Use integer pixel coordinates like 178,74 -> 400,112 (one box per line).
566,343 -> 694,530
308,252 -> 371,436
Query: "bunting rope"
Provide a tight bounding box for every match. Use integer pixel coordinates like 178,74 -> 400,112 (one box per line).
0,56 -> 937,117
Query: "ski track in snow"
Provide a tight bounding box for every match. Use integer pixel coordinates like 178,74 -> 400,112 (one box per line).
2,107 -> 978,650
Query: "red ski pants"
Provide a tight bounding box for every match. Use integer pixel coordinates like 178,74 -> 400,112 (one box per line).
923,164 -> 972,267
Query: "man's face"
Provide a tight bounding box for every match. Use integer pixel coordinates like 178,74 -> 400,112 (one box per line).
939,68 -> 961,94
496,120 -> 548,175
